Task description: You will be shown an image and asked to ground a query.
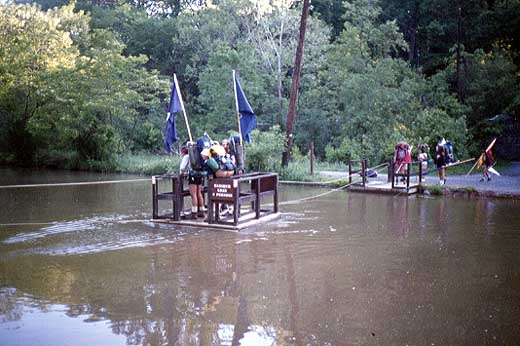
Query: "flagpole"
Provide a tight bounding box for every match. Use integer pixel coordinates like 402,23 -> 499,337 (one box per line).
232,70 -> 243,144
174,73 -> 192,143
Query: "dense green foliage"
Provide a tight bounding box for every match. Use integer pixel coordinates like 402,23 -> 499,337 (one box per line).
1,0 -> 519,171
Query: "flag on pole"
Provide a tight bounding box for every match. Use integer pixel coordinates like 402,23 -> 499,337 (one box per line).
234,74 -> 256,143
164,79 -> 183,152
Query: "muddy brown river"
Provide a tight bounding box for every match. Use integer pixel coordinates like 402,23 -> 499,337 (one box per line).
1,168 -> 519,345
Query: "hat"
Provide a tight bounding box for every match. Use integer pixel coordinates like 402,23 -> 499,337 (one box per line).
201,148 -> 210,157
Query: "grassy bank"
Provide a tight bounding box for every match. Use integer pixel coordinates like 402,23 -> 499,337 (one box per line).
112,153 -> 347,180
113,154 -> 180,175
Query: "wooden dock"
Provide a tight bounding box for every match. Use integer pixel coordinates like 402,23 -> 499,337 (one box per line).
348,180 -> 420,195
346,159 -> 422,195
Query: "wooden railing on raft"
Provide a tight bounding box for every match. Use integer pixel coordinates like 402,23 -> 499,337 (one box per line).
151,172 -> 279,226
151,173 -> 205,220
207,172 -> 278,226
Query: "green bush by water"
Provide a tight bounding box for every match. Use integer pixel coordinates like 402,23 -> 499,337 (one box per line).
114,153 -> 180,175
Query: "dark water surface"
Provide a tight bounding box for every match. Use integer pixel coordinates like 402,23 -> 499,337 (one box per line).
1,168 -> 519,346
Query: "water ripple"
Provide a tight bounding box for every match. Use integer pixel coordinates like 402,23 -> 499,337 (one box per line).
2,215 -> 131,244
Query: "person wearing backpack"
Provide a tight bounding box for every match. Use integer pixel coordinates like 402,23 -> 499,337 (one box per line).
394,142 -> 411,183
201,148 -> 235,178
417,144 -> 429,183
179,143 -> 206,219
435,138 -> 448,185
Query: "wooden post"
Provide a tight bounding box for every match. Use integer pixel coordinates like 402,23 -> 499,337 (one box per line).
310,141 -> 314,176
406,164 -> 410,191
274,174 -> 279,213
361,159 -> 367,187
152,176 -> 158,219
233,184 -> 239,226
388,160 -> 393,183
419,160 -> 423,184
174,175 -> 183,221
391,160 -> 395,189
255,179 -> 261,219
208,179 -> 214,224
172,176 -> 177,220
348,161 -> 353,184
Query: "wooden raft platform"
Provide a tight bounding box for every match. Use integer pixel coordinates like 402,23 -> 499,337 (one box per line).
152,211 -> 281,231
151,172 -> 279,231
346,159 -> 422,196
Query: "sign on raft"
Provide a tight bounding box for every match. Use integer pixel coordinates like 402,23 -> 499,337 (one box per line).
209,179 -> 237,202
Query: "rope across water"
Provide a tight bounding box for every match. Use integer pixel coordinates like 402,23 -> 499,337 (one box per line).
0,161 -> 394,227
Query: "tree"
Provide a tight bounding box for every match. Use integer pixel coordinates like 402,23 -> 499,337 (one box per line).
321,0 -> 468,163
0,3 -> 85,163
0,3 -> 168,167
281,0 -> 310,167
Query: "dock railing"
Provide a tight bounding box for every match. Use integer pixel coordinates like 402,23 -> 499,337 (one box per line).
389,160 -> 423,191
348,159 -> 368,187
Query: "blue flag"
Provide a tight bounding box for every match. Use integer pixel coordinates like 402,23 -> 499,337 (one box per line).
235,75 -> 256,143
164,80 -> 182,153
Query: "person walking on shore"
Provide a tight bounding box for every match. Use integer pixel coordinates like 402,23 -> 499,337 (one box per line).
435,138 -> 448,185
478,149 -> 496,182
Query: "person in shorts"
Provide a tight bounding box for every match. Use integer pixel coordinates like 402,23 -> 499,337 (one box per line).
180,144 -> 205,219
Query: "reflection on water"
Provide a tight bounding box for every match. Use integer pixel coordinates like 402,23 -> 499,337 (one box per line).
1,169 -> 520,345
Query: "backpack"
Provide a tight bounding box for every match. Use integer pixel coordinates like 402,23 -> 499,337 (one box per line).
395,145 -> 407,162
215,155 -> 236,172
445,141 -> 454,163
189,135 -> 211,170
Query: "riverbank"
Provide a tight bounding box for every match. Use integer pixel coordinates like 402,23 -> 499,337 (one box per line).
3,154 -> 520,199
319,161 -> 520,199
421,161 -> 520,199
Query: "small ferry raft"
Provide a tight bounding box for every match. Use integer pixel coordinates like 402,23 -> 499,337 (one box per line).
151,172 -> 280,231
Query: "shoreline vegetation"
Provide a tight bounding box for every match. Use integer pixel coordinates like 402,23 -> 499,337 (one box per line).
3,153 -> 518,199
1,2 -> 519,180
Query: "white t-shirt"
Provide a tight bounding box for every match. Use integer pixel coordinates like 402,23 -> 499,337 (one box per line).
179,155 -> 190,173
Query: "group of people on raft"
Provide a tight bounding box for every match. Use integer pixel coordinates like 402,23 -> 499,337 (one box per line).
179,134 -> 244,219
393,137 -> 496,185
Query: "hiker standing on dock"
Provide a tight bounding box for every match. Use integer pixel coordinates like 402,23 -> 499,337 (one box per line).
394,142 -> 411,184
417,144 -> 429,183
435,138 -> 448,185
180,143 -> 205,219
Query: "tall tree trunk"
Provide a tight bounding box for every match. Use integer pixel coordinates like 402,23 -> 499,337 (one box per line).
277,20 -> 284,126
408,1 -> 418,67
456,4 -> 464,102
281,0 -> 310,167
